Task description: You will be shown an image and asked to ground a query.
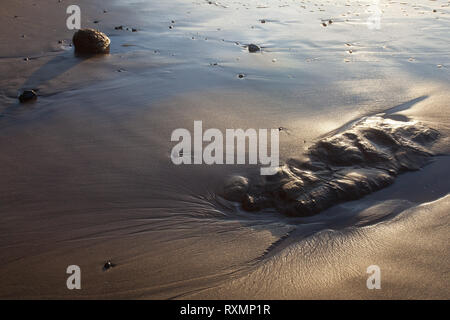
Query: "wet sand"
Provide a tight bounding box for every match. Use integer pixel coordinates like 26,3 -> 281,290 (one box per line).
0,0 -> 449,299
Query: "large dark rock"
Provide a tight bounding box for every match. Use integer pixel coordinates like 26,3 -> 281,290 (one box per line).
222,116 -> 440,217
72,28 -> 110,54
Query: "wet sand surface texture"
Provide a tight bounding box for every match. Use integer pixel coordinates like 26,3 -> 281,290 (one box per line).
0,0 -> 449,299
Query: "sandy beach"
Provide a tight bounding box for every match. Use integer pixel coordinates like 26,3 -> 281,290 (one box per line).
0,0 -> 449,299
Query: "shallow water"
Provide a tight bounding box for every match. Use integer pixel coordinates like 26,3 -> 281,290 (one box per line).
0,0 -> 449,298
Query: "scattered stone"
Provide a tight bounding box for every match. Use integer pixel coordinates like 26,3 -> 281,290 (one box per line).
23,57 -> 29,61
18,90 -> 37,103
223,176 -> 249,202
72,28 -> 111,54
322,22 -> 327,27
93,20 -> 99,24
169,25 -> 173,29
132,28 -> 137,32
103,260 -> 114,271
248,44 -> 260,53
260,19 -> 266,23
238,73 -> 245,79
328,19 -> 333,24
115,25 -> 123,30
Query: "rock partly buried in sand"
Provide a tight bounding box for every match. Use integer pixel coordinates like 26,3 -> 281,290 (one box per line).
72,28 -> 110,54
248,44 -> 261,53
18,90 -> 37,103
222,116 -> 439,217
223,176 -> 249,202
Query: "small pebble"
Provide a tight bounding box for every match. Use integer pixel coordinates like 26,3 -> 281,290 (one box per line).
248,44 -> 260,53
103,260 -> 114,270
18,90 -> 37,103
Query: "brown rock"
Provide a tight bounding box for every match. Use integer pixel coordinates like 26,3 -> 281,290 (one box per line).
72,28 -> 110,54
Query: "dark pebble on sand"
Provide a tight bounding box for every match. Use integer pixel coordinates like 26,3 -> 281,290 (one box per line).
19,90 -> 37,103
115,25 -> 123,30
248,44 -> 260,53
103,260 -> 114,270
238,74 -> 245,79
